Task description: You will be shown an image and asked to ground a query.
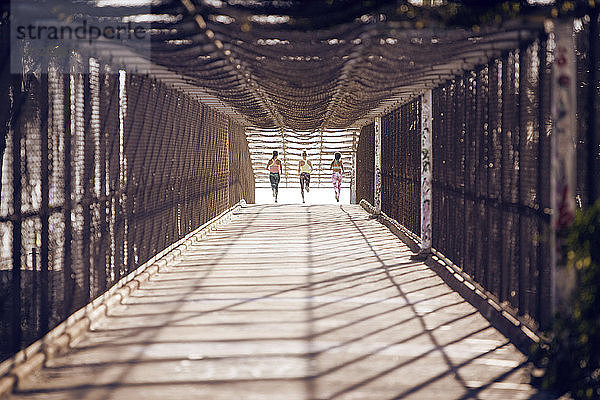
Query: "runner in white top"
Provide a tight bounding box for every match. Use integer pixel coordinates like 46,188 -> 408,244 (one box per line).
298,151 -> 313,203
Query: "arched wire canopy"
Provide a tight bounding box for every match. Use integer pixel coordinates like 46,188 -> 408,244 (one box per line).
41,0 -> 590,184
115,0 -> 576,128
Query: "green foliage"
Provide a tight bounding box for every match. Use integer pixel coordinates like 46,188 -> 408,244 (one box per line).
532,200 -> 600,400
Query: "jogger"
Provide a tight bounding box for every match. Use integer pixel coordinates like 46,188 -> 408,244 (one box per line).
298,151 -> 312,203
330,152 -> 344,202
266,150 -> 282,203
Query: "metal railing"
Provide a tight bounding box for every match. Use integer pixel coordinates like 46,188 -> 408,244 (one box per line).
356,18 -> 599,331
382,99 -> 421,235
431,40 -> 553,328
356,123 -> 374,206
0,45 -> 254,360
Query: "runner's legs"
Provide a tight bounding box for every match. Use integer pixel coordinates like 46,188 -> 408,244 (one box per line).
300,173 -> 311,203
332,172 -> 342,201
270,173 -> 280,202
305,173 -> 310,192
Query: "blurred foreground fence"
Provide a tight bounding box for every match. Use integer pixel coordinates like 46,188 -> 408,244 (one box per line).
0,28 -> 254,360
355,17 -> 599,331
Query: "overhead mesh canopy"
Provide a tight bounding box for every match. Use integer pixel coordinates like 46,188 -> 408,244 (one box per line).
55,0 -> 584,182
120,0 -> 562,130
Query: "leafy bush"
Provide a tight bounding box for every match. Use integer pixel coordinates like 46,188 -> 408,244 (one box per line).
532,200 -> 600,399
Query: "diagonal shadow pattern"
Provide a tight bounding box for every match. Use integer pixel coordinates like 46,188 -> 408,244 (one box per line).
9,205 -> 555,400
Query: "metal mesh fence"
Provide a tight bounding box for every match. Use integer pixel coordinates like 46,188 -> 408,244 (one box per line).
431,21 -> 600,329
0,48 -> 254,360
229,121 -> 256,204
433,19 -> 599,326
432,41 -> 554,329
355,123 -> 374,205
381,99 -> 421,235
355,19 -> 599,330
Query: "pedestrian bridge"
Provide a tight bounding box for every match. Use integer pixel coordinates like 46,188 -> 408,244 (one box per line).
8,205 -> 541,399
1,0 -> 599,398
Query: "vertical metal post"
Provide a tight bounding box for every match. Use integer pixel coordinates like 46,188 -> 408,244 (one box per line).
517,43 -> 526,315
500,57 -> 508,304
418,90 -> 433,256
82,63 -> 92,303
31,248 -> 38,330
11,76 -> 23,354
96,69 -> 111,294
317,128 -> 323,188
63,71 -> 74,317
281,128 -> 287,188
115,70 -> 126,279
550,20 -> 577,314
39,72 -> 50,334
588,9 -> 600,205
226,116 -> 231,206
351,132 -> 357,204
485,60 -> 494,298
537,35 -> 552,328
374,116 -> 382,215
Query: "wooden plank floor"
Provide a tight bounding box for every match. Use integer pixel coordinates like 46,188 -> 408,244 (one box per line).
10,205 -> 553,400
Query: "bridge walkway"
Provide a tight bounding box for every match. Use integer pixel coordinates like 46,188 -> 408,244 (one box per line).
9,205 -> 548,400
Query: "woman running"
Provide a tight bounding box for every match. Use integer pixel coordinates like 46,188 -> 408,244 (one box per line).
266,150 -> 282,203
298,151 -> 312,203
330,152 -> 344,202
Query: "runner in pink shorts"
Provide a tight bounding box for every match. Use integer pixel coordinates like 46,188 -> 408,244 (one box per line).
330,152 -> 344,202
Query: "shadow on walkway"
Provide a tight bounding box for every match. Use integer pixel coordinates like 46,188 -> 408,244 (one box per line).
10,205 -> 555,400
